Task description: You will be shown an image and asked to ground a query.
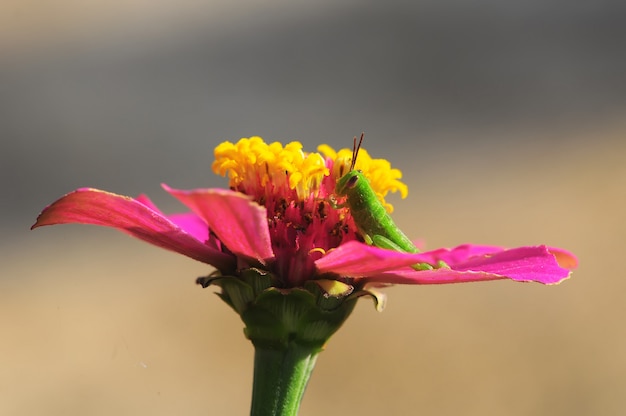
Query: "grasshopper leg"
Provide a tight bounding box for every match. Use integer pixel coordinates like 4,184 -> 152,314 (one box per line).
371,235 -> 433,271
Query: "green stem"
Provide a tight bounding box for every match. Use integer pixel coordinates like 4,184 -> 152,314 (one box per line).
250,343 -> 321,416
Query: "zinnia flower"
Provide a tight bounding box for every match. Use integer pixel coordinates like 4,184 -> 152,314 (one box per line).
32,136 -> 577,416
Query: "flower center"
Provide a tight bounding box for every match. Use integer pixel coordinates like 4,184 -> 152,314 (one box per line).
212,137 -> 409,286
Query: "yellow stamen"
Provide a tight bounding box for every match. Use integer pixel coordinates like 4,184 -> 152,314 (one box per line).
308,247 -> 327,256
213,137 -> 408,211
213,137 -> 330,199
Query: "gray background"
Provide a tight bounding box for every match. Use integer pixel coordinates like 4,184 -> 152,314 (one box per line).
2,1 -> 624,415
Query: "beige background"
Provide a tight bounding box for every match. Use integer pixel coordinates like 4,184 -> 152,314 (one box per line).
2,1 -> 625,415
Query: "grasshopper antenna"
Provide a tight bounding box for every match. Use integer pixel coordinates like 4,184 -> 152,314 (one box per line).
351,132 -> 364,171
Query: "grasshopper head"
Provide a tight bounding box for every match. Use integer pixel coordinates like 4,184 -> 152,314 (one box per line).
335,169 -> 363,196
335,133 -> 365,197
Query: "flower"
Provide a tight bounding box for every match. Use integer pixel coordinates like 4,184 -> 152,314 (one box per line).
32,136 -> 577,415
32,137 -> 577,341
33,137 -> 576,289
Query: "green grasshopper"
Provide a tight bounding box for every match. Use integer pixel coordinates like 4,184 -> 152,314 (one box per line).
333,134 -> 439,271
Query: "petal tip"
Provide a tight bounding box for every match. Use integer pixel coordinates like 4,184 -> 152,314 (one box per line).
548,247 -> 578,270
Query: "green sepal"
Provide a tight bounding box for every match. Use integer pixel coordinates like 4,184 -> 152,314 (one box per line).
197,268 -> 274,315
198,269 -> 359,350
243,287 -> 357,349
215,275 -> 255,315
240,268 -> 275,294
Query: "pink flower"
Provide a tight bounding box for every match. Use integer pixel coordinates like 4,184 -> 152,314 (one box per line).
31,137 -> 579,416
32,137 -> 576,292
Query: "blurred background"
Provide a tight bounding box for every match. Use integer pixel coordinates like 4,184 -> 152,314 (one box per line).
1,1 -> 625,414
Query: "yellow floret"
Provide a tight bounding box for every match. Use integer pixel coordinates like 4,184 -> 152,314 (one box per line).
212,137 -> 408,211
213,137 -> 330,199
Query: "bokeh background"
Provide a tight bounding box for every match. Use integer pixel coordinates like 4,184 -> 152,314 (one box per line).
2,1 -> 625,415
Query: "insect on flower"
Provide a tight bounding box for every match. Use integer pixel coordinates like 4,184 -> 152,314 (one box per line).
29,135 -> 579,416
333,134 -> 442,270
32,136 -> 577,292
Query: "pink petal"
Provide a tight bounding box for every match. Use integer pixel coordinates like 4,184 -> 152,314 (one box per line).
162,184 -> 274,264
32,188 -> 235,271
166,213 -> 210,244
135,194 -> 162,212
426,244 -> 505,264
316,242 -> 572,285
449,245 -> 573,284
136,194 -> 209,243
364,268 -> 508,285
315,241 -> 438,275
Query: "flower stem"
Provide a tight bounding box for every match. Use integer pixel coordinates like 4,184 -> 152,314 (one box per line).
250,342 -> 321,416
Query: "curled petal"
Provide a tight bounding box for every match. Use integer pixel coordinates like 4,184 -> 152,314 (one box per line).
32,188 -> 235,271
163,184 -> 274,264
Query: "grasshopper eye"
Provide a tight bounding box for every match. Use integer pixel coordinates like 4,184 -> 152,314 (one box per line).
346,174 -> 359,189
